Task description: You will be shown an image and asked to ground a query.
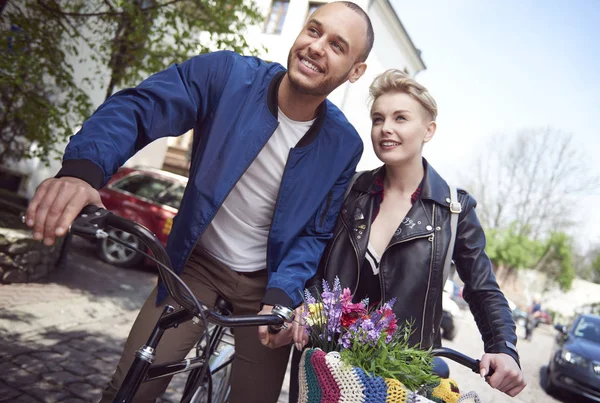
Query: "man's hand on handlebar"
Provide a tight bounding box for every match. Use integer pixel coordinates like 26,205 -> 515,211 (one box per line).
25,177 -> 104,246
258,305 -> 293,349
479,352 -> 526,397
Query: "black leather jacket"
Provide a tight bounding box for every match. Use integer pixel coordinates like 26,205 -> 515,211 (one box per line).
315,161 -> 520,365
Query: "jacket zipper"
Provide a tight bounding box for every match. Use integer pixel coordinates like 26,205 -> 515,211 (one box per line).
338,219 -> 362,296
179,123 -> 280,275
379,232 -> 433,303
419,204 -> 436,345
318,191 -> 333,227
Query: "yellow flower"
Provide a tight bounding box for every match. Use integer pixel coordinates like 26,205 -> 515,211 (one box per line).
306,303 -> 325,326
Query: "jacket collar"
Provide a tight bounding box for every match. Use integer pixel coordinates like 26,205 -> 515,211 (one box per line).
353,159 -> 450,206
266,70 -> 326,148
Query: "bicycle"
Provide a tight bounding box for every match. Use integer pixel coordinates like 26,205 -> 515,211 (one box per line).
68,206 -> 294,403
67,206 -> 494,403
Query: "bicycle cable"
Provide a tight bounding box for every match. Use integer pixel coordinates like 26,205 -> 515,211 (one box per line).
96,230 -> 213,390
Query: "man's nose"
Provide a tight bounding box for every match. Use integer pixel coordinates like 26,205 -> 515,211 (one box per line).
308,37 -> 326,57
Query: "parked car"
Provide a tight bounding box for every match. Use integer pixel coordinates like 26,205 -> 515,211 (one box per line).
544,313 -> 600,401
97,166 -> 187,267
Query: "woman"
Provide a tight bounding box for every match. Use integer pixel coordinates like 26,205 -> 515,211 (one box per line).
290,69 -> 526,398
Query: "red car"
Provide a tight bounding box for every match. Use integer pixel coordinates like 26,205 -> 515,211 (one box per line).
97,166 -> 187,267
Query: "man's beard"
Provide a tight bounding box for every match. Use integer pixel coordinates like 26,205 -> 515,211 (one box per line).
287,50 -> 352,96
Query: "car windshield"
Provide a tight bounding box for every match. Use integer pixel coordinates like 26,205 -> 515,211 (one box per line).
573,316 -> 600,343
113,173 -> 180,207
157,184 -> 185,210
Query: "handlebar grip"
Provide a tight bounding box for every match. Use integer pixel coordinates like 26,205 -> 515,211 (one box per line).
431,347 -> 494,377
206,312 -> 284,328
475,360 -> 495,378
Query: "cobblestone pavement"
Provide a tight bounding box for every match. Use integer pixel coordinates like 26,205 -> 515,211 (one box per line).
0,238 -> 292,403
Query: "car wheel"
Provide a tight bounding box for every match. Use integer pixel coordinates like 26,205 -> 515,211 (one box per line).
442,326 -> 456,341
543,366 -> 557,395
97,228 -> 144,267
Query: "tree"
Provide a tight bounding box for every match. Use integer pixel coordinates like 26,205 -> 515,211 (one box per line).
486,226 -> 575,291
466,127 -> 598,240
575,247 -> 600,284
39,0 -> 264,99
0,1 -> 93,167
1,0 -> 263,167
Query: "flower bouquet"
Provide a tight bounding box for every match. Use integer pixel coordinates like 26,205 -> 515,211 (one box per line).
297,278 -> 481,403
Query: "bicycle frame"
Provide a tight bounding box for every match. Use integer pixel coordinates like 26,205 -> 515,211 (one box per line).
112,305 -> 235,403
68,206 -> 287,403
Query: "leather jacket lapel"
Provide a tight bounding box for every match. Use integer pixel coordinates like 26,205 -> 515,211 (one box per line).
389,199 -> 434,243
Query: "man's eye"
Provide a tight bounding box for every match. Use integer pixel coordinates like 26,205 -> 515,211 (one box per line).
332,42 -> 343,52
308,28 -> 319,35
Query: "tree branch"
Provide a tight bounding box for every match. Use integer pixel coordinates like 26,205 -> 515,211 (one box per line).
38,0 -> 186,18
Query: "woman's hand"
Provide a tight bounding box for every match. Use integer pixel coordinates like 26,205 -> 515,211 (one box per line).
479,353 -> 527,397
292,306 -> 309,351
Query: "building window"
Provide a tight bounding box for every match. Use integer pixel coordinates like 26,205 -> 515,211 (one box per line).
264,0 -> 290,35
307,2 -> 322,20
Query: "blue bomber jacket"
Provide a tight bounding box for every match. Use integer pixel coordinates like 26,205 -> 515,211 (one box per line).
57,51 -> 363,308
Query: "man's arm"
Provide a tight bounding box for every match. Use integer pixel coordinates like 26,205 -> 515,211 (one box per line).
258,146 -> 362,348
26,51 -> 236,244
263,147 -> 362,308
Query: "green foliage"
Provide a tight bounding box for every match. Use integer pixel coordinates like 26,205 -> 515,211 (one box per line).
55,0 -> 265,98
485,223 -> 575,290
1,0 -> 263,167
485,224 -> 544,270
340,322 -> 439,391
545,232 -> 575,291
591,252 -> 600,282
0,1 -> 93,166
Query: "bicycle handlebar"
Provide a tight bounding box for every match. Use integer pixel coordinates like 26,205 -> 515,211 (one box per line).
70,207 -> 494,376
432,347 -> 495,377
69,206 -> 286,328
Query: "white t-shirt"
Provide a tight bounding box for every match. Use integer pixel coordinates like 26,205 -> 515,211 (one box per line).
197,108 -> 315,272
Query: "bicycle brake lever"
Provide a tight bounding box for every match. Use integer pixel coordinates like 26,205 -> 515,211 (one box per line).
268,305 -> 295,334
69,206 -> 112,241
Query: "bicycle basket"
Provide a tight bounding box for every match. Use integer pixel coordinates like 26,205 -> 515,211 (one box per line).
297,348 -> 482,403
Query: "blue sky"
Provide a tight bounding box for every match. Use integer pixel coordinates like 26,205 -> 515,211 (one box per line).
388,0 -> 600,251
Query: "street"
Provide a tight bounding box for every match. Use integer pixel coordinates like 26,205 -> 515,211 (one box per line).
441,312 -> 590,403
0,238 -> 590,402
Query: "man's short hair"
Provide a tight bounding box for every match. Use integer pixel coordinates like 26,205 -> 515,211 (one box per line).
337,1 -> 374,62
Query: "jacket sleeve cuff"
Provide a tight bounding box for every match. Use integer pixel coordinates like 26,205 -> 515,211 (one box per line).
262,287 -> 294,308
486,341 -> 521,368
56,159 -> 105,190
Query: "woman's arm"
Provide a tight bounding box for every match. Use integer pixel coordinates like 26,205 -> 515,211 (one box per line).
452,192 -> 520,365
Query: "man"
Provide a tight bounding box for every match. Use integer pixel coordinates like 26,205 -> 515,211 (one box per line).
24,2 -> 374,402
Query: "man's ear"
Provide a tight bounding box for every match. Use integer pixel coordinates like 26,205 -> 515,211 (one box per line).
423,121 -> 437,143
348,62 -> 367,83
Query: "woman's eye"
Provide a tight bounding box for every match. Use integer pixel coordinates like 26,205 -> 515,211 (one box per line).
396,115 -> 406,121
372,117 -> 382,124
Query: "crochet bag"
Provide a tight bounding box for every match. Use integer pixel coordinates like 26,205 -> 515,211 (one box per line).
297,348 -> 481,403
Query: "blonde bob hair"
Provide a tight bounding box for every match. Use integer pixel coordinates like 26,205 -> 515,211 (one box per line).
369,69 -> 438,121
